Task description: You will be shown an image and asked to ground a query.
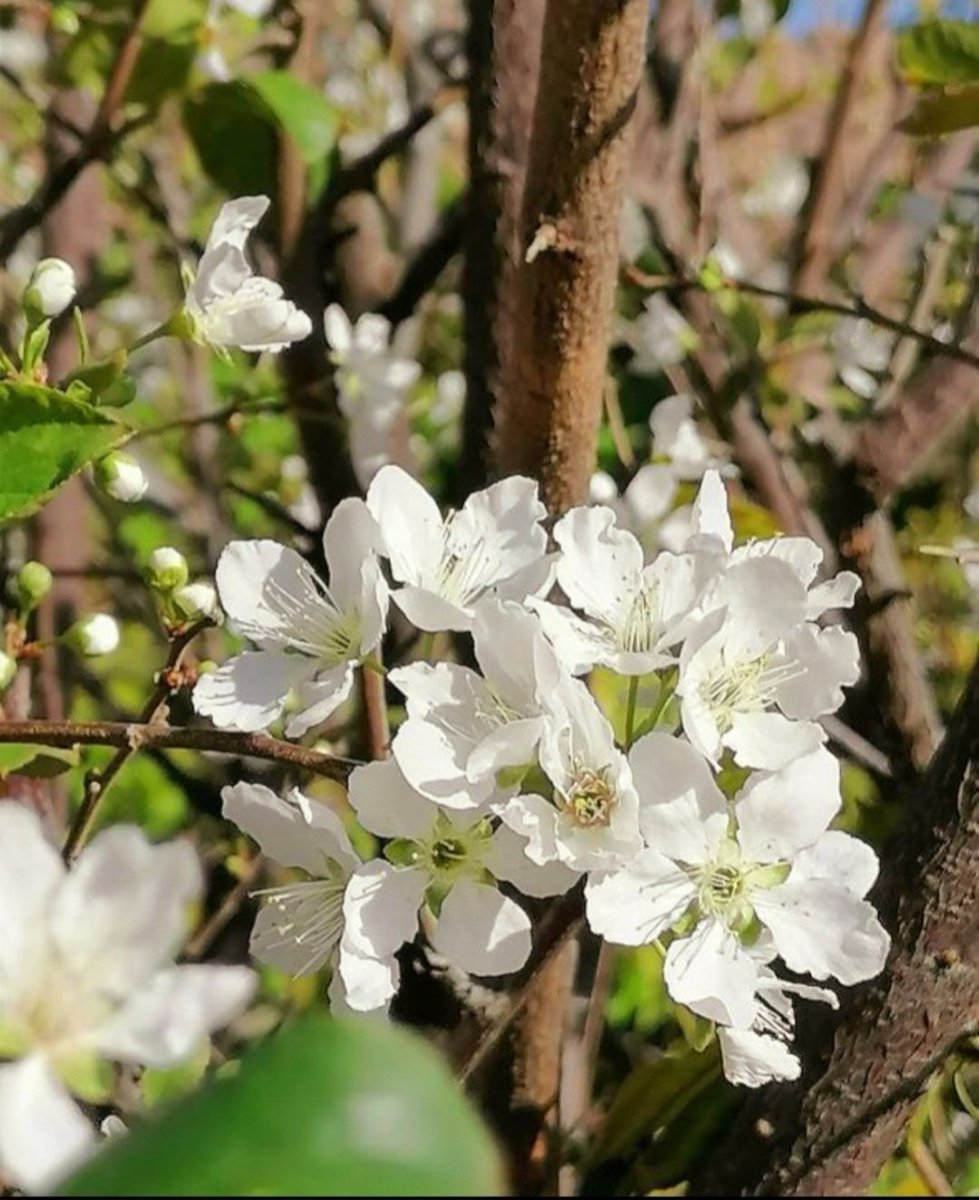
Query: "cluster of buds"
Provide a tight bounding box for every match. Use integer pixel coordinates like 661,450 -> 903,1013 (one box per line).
146,547 -> 221,631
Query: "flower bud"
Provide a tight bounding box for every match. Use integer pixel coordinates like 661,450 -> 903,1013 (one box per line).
93,453 -> 148,503
171,581 -> 221,624
146,547 -> 189,592
12,561 -> 53,612
24,258 -> 76,320
0,651 -> 16,692
69,614 -> 120,657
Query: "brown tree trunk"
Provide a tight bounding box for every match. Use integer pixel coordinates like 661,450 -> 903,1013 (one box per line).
494,0 -> 649,515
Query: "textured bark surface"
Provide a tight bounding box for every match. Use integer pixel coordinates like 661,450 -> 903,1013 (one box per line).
459,0 -> 545,496
693,657 -> 979,1196
494,0 -> 648,515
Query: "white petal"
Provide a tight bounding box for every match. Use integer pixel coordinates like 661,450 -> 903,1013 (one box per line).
497,793 -> 562,865
284,662 -> 356,738
726,711 -> 825,771
337,942 -> 400,1013
366,465 -> 444,587
51,828 -> 201,995
432,881 -> 532,976
530,598 -> 612,675
629,732 -> 727,858
0,1057 -> 94,1194
0,804 -> 63,982
735,747 -> 840,863
690,470 -> 733,552
472,599 -> 559,709
451,475 -> 547,587
342,861 -> 427,959
484,825 -> 579,898
664,921 -> 761,1027
221,781 -> 358,873
96,965 -> 255,1067
790,830 -> 880,898
392,585 -> 473,632
321,497 -> 384,610
193,649 -> 316,733
806,571 -> 860,618
718,1027 -> 801,1087
553,505 -> 643,623
347,758 -> 437,839
585,856 -> 695,946
754,879 -> 890,985
203,195 -> 269,256
323,303 -> 352,353
775,625 -> 860,719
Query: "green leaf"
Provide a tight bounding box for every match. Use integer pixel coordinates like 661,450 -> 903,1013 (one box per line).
140,1042 -> 210,1108
0,383 -> 130,523
58,1016 -> 503,1197
0,744 -> 79,778
898,21 -> 979,87
900,83 -> 979,135
183,74 -> 337,201
248,71 -> 339,166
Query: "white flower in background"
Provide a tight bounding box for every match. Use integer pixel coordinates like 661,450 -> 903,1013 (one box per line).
24,258 -> 75,319
649,394 -> 723,481
221,782 -> 392,1012
586,740 -> 889,1029
322,21 -> 410,160
500,677 -> 643,873
532,505 -> 698,676
0,27 -> 47,71
324,305 -> 421,488
197,0 -> 274,81
70,614 -> 120,657
346,759 -> 553,988
676,555 -> 860,770
366,465 -> 550,632
193,498 -> 388,737
183,196 -> 312,353
279,454 -> 322,531
743,156 -> 809,220
621,295 -> 696,374
833,317 -> 893,400
389,600 -> 566,810
0,805 -> 254,1193
741,0 -> 774,40
92,453 -> 148,504
589,466 -> 694,557
709,240 -> 746,282
619,197 -> 649,263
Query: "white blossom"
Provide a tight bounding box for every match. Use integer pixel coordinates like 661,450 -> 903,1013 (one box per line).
389,599 -> 566,810
345,759 -> 548,989
621,295 -> 696,374
500,676 -> 643,873
72,614 -> 120,657
532,505 -> 698,676
650,394 -> 722,481
0,804 -> 254,1193
25,258 -> 75,319
221,782 -> 390,1012
183,196 -> 312,353
172,581 -> 222,625
194,498 -> 387,737
366,465 -> 550,632
585,741 -> 889,1030
743,157 -> 809,220
324,305 -> 420,488
833,317 -> 893,400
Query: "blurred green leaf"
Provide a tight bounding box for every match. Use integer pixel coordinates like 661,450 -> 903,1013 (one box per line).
898,21 -> 979,86
249,71 -> 338,166
59,1016 -> 503,1196
0,744 -> 79,778
900,83 -> 979,135
0,383 -> 129,523
140,1042 -> 210,1108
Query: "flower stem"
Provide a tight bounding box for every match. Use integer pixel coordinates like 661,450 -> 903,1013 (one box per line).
625,675 -> 639,747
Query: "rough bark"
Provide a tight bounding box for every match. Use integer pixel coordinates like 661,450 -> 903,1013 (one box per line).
693,654 -> 979,1196
459,0 -> 545,497
493,0 -> 649,515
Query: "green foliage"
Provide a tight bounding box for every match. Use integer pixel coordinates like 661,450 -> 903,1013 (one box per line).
0,382 -> 130,523
183,72 -> 337,201
898,21 -> 979,136
58,1016 -> 503,1197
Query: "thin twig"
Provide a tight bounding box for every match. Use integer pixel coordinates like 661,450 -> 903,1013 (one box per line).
625,267 -> 979,374
61,618 -> 208,861
360,663 -> 389,760
0,720 -> 358,786
184,854 -> 265,961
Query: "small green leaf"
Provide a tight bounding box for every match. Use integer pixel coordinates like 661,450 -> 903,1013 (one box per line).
898,21 -> 979,87
0,744 -> 79,778
900,83 -> 979,136
248,71 -> 339,166
0,382 -> 130,523
58,1016 -> 503,1197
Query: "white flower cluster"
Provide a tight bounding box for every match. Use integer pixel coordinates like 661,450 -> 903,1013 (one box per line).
194,464 -> 889,1088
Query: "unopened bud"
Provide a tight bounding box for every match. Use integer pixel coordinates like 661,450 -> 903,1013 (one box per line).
12,561 -> 53,612
93,453 -> 148,503
146,547 -> 189,592
171,581 -> 221,624
24,258 -> 76,320
0,651 -> 16,691
69,614 -> 120,657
